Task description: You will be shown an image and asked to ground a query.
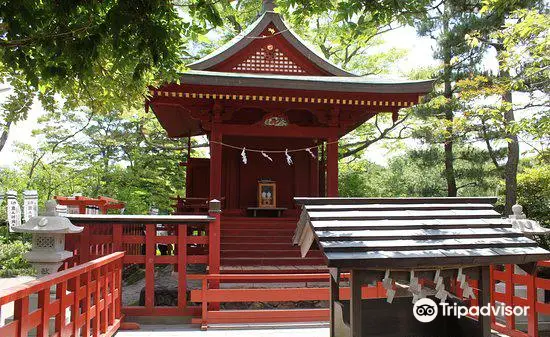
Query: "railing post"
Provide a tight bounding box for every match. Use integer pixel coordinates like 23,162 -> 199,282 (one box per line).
208,200 -> 221,276
116,258 -> 122,319
72,274 -> 81,337
177,224 -> 188,310
145,224 -> 155,313
527,264 -> 539,337
201,277 -> 208,330
37,289 -> 49,337
208,200 -> 221,312
505,264 -> 515,330
14,296 -> 29,337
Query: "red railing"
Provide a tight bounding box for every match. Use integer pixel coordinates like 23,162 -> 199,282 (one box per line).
0,252 -> 124,337
188,273 -> 386,329
63,209 -> 219,317
491,261 -> 550,337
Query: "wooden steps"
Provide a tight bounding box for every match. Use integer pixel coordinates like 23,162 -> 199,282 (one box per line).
220,216 -> 323,272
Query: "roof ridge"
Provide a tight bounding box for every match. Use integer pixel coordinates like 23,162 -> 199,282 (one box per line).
188,8 -> 355,77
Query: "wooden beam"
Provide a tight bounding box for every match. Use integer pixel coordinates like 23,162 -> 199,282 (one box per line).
326,137 -> 339,197
478,266 -> 491,337
209,128 -> 222,200
330,268 -> 340,337
350,270 -> 363,337
218,124 -> 339,138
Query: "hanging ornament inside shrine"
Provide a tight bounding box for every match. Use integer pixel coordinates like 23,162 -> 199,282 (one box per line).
306,148 -> 316,158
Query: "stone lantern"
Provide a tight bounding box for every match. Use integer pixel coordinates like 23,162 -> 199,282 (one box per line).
13,200 -> 83,276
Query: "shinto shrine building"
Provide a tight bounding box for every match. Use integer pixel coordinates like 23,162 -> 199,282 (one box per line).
147,0 -> 434,269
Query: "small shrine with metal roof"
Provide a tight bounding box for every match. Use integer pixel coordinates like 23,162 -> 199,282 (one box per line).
148,0 -> 434,217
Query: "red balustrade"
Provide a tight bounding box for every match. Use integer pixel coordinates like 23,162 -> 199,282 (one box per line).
490,262 -> 550,337
0,252 -> 124,337
188,273 -> 386,329
62,209 -> 219,317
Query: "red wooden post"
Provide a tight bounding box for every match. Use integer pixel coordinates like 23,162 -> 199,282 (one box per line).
14,294 -> 29,337
108,264 -> 115,326
145,224 -> 156,312
505,264 -> 515,330
208,200 -> 221,275
326,136 -> 339,197
178,224 -> 188,310
37,289 -> 49,337
201,277 -> 208,330
113,224 -> 123,253
310,146 -> 319,196
101,266 -> 108,334
84,271 -> 92,337
319,143 -> 326,196
94,269 -> 101,336
56,281 -> 68,336
489,266 -> 496,326
527,264 -> 539,337
80,225 -> 91,263
209,103 -> 223,200
208,200 -> 221,312
72,274 -> 81,337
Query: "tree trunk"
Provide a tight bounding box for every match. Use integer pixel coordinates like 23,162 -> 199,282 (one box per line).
442,3 -> 457,197
0,121 -> 11,152
503,89 -> 518,215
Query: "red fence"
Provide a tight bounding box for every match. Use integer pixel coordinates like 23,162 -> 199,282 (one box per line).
491,262 -> 550,337
188,273 -> 386,329
63,211 -> 219,317
0,252 -> 124,337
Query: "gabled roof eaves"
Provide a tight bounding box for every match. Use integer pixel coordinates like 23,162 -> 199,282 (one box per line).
178,70 -> 435,94
188,11 -> 355,77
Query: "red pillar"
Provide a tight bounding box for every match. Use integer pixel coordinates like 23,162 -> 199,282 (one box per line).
326,137 -> 339,197
209,103 -> 223,200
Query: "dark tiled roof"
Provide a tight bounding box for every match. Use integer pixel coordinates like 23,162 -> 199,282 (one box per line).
294,197 -> 550,269
179,70 -> 434,94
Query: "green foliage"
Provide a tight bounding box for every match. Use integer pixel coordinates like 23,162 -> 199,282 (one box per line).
0,0 -> 234,152
286,8 -> 407,74
517,165 -> 550,228
0,105 -> 198,214
0,226 -> 34,277
339,145 -> 500,198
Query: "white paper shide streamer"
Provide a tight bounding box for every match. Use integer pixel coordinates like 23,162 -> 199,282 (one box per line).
241,147 -> 247,164
285,149 -> 293,165
261,151 -> 273,162
306,148 -> 316,158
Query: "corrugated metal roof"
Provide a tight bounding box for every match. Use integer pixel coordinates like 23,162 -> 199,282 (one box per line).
294,197 -> 550,269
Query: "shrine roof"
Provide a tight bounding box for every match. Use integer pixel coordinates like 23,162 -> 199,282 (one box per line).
179,70 -> 434,94
188,8 -> 353,76
293,197 -> 550,270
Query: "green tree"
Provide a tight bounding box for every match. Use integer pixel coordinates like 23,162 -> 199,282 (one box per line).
460,2 -> 548,214
0,0 -> 231,151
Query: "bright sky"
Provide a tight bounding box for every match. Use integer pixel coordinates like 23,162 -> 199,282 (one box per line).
0,25 -> 439,169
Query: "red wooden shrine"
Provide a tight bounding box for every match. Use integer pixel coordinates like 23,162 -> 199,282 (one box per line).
148,0 -> 434,213
1,3 -> 549,336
